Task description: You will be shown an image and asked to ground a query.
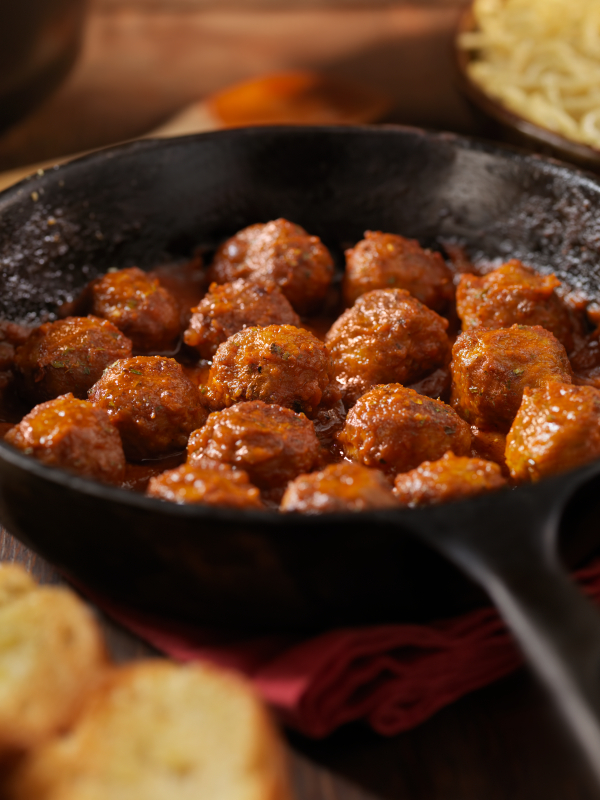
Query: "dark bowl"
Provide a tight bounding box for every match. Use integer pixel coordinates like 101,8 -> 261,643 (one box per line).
2,125 -> 600,634
455,6 -> 600,172
0,0 -> 87,135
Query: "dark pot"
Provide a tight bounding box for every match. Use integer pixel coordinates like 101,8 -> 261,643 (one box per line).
0,0 -> 87,134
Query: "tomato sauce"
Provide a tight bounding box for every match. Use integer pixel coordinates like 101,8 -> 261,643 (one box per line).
0,258 -> 348,492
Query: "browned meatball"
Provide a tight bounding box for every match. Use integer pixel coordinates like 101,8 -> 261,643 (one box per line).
147,462 -> 264,509
338,384 -> 471,475
14,316 -> 132,404
280,462 -> 398,514
456,260 -> 577,352
89,356 -> 208,460
207,324 -> 336,416
506,382 -> 600,482
184,280 -> 300,359
393,451 -> 506,508
343,231 -> 454,311
208,223 -> 266,284
5,393 -> 125,484
326,289 -> 450,406
187,401 -> 319,490
209,219 -> 334,315
89,267 -> 181,353
450,325 -> 572,433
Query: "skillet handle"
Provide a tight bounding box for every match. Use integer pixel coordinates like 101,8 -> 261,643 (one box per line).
470,550 -> 600,781
401,469 -> 600,783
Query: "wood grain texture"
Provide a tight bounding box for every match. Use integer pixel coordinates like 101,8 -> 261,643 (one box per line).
0,3 -> 478,171
93,0 -> 469,11
93,0 -> 469,9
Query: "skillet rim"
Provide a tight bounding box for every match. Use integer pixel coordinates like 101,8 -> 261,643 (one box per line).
1,122 -> 600,527
1,427 -> 599,528
3,122 -> 600,205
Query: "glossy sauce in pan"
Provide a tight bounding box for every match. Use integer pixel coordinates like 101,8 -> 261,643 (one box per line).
4,234 -> 600,499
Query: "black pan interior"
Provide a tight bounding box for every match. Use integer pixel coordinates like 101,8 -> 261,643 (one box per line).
1,125 -> 600,633
2,125 -> 600,324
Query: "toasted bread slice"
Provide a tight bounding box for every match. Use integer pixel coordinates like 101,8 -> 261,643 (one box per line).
0,564 -> 107,758
9,659 -> 293,800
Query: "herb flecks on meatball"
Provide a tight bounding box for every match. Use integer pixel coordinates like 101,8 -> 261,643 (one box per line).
5,393 -> 125,484
280,462 -> 398,514
187,401 -> 319,490
89,267 -> 181,354
456,260 -> 578,352
209,219 -> 334,315
147,462 -> 264,509
89,356 -> 208,460
326,288 -> 450,406
207,324 -> 335,417
506,382 -> 600,483
184,280 -> 300,359
14,316 -> 132,404
393,451 -> 506,508
450,324 -> 572,433
343,231 -> 454,311
338,383 -> 471,475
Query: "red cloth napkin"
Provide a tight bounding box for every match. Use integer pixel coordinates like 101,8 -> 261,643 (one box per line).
82,558 -> 600,739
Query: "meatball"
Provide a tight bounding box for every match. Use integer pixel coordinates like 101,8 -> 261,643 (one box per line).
89,356 -> 208,460
506,382 -> 600,482
207,324 -> 335,416
325,289 -> 450,406
338,384 -> 471,475
184,280 -> 300,359
209,219 -> 334,315
187,401 -> 319,490
208,223 -> 266,284
14,316 -> 132,404
450,325 -> 572,433
343,231 -> 454,311
456,260 -> 577,352
89,267 -> 181,353
393,451 -> 506,508
147,462 -> 264,509
5,393 -> 125,484
280,462 -> 398,514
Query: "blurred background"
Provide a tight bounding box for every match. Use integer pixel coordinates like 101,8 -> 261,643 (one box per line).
0,0 -> 476,175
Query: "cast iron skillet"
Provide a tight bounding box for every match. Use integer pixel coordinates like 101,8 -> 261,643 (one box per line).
3,126 -> 600,776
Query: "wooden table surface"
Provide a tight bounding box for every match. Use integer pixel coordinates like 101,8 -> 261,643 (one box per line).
1,2 -> 599,798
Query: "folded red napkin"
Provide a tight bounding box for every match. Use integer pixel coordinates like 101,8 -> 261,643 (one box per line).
85,558 -> 600,738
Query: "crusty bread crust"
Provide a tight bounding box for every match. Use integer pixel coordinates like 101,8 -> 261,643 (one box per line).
0,565 -> 108,759
9,659 -> 294,800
